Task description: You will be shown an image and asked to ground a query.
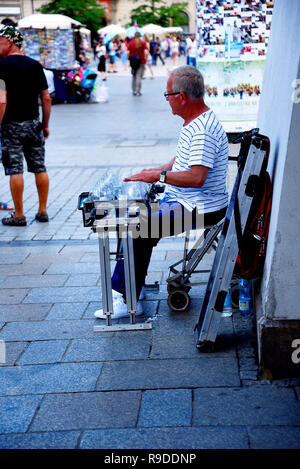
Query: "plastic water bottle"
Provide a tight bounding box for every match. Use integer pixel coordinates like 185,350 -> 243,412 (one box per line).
238,278 -> 252,317
221,290 -> 232,317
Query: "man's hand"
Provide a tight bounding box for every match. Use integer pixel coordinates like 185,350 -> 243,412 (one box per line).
43,127 -> 50,139
124,170 -> 160,183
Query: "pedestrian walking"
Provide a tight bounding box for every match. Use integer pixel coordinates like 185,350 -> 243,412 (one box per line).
127,32 -> 148,96
96,38 -> 107,81
120,39 -> 128,71
107,39 -> 117,73
170,36 -> 180,67
144,36 -> 154,79
0,26 -> 51,226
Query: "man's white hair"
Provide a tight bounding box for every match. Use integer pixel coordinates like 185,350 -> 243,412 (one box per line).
170,65 -> 205,100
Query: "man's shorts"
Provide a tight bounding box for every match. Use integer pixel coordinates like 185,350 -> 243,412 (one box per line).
1,118 -> 46,176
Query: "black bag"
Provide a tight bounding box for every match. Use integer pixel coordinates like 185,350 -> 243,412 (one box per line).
235,171 -> 272,279
130,54 -> 141,72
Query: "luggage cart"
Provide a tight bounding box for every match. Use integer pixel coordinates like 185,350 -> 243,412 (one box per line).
194,129 -> 270,350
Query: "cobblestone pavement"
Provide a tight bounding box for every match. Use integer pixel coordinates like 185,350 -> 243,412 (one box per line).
0,63 -> 299,449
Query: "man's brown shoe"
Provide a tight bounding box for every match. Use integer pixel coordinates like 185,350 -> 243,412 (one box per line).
2,212 -> 27,226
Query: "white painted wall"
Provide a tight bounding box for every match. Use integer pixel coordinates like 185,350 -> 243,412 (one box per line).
257,0 -> 300,320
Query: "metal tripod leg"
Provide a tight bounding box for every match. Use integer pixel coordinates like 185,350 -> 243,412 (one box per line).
122,229 -> 137,324
97,231 -> 113,326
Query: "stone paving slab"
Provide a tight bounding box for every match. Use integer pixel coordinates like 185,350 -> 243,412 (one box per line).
0,341 -> 27,367
18,340 -> 69,365
0,362 -> 103,396
96,357 -> 240,391
247,426 -> 300,449
0,274 -> 69,289
0,288 -> 30,304
0,319 -> 95,341
0,431 -> 81,449
138,389 -> 192,427
0,395 -> 42,433
63,334 -> 152,362
79,426 -> 249,449
0,304 -> 51,322
23,286 -> 101,304
46,302 -> 88,320
192,387 -> 300,426
30,391 -> 141,432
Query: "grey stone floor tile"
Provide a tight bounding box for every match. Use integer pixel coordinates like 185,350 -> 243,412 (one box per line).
23,286 -> 101,304
63,334 -> 151,362
0,274 -> 68,289
193,387 -> 300,426
64,273 -> 100,287
79,426 -> 249,449
0,431 -> 80,449
150,329 -> 236,359
46,302 -> 88,320
97,356 -> 240,391
0,395 -> 42,433
0,245 -> 63,255
139,389 -> 192,427
45,262 -> 100,275
0,253 -> 28,264
0,303 -> 51,322
24,252 -> 83,264
0,319 -> 95,341
0,362 -> 102,396
18,340 -> 69,365
30,391 -> 141,432
0,263 -> 50,276
0,288 -> 30,304
0,341 -> 27,366
248,426 -> 300,449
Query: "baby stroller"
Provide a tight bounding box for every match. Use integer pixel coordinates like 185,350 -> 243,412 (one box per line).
80,68 -> 98,102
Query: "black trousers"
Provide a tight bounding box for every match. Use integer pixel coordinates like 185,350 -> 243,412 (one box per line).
111,201 -> 227,300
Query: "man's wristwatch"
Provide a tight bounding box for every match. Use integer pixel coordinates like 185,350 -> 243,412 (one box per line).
159,170 -> 167,183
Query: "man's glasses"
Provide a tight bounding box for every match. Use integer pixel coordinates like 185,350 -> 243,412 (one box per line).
164,91 -> 181,98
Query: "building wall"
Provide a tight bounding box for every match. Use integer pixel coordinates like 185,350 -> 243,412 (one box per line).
17,0 -> 196,33
255,0 -> 300,378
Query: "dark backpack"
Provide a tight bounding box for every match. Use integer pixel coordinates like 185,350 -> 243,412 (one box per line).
235,170 -> 272,280
129,54 -> 141,72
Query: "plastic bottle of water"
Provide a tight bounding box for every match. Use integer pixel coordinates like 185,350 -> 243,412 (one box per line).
238,278 -> 252,317
221,289 -> 232,317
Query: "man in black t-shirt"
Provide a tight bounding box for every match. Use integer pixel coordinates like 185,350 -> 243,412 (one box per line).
0,26 -> 52,226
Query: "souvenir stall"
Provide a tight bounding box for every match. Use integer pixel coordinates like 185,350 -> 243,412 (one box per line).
18,14 -> 96,103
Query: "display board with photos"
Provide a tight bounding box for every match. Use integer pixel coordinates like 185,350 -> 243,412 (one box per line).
196,0 -> 275,132
21,28 -> 76,70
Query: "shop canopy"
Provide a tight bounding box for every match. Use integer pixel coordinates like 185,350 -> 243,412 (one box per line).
18,14 -> 83,29
164,26 -> 183,34
141,24 -> 165,36
98,24 -> 126,37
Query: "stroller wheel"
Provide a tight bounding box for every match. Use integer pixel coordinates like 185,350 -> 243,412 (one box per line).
168,289 -> 190,312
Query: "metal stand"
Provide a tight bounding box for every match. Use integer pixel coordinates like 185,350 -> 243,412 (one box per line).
194,129 -> 270,350
93,212 -> 152,332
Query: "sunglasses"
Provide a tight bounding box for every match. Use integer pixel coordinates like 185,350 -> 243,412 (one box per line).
164,91 -> 181,98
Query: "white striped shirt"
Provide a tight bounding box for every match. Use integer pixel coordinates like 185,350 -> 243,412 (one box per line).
164,109 -> 228,213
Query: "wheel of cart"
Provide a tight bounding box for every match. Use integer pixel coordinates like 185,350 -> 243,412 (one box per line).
167,288 -> 191,312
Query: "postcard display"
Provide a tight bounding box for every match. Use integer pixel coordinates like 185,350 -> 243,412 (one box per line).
196,0 -> 275,132
21,28 -> 76,70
